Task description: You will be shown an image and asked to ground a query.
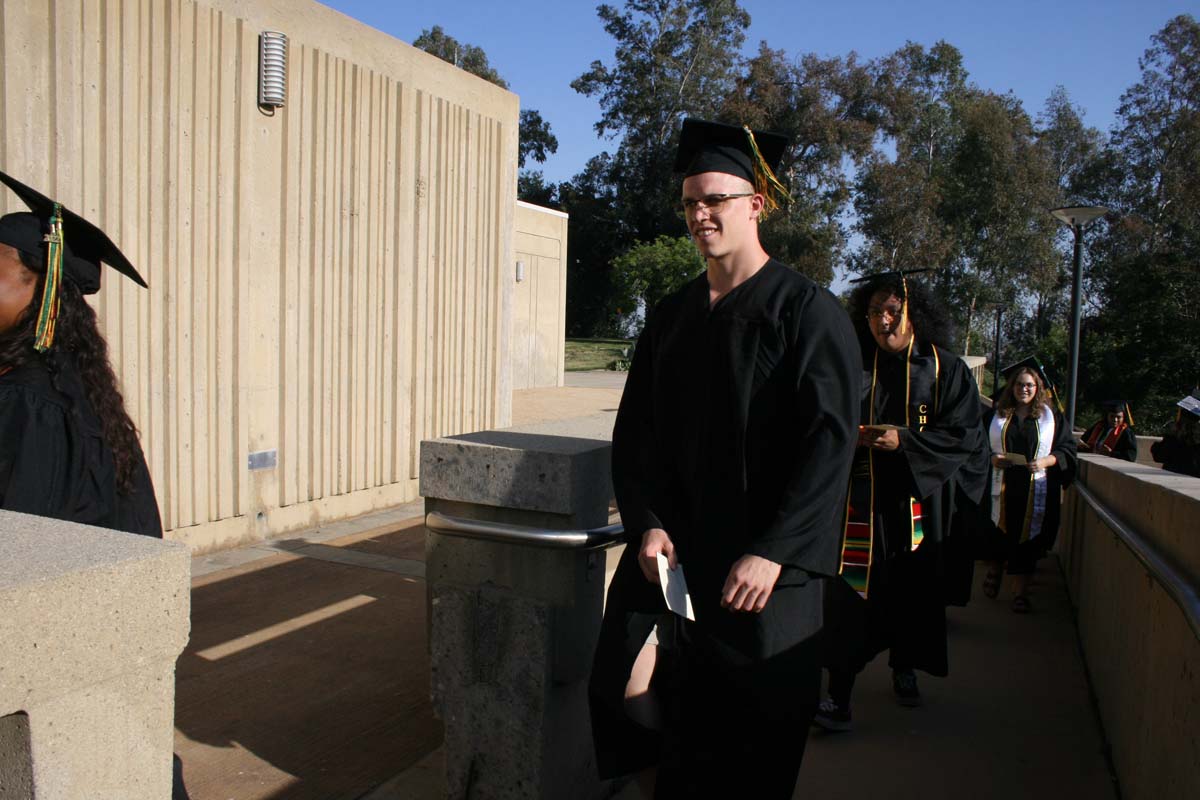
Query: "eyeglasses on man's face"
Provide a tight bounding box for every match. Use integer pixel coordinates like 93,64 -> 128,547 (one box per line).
676,193 -> 754,219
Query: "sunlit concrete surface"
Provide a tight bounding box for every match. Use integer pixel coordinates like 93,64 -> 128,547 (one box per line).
174,379 -> 1123,799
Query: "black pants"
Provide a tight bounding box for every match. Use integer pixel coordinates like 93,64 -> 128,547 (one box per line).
654,624 -> 819,799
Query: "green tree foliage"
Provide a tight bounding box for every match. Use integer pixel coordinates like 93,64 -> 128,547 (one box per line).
1077,15 -> 1200,429
722,45 -> 882,284
852,41 -> 1061,357
412,26 -> 558,198
412,26 -> 508,87
561,1 -> 752,336
611,236 -> 704,334
559,155 -> 626,337
518,109 -> 559,168
852,42 -> 966,274
572,0 -> 751,239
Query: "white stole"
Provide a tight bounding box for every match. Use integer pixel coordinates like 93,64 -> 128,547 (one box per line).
989,405 -> 1055,540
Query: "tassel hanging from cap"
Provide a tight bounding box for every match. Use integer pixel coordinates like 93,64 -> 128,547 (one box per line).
897,273 -> 912,338
742,125 -> 792,217
34,203 -> 64,352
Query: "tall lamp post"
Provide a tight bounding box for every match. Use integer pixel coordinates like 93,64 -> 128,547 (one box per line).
1050,205 -> 1108,431
991,304 -> 1004,394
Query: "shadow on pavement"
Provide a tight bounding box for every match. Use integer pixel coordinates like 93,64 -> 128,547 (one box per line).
174,522 -> 440,800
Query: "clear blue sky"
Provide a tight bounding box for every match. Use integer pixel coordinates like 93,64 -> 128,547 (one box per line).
322,1 -> 1193,185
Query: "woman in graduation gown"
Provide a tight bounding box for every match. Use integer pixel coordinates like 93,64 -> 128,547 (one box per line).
1078,400 -> 1137,462
980,360 -> 1077,613
817,271 -> 987,729
0,170 -> 161,537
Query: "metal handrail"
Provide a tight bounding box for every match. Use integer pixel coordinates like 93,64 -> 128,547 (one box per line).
425,511 -> 625,550
1073,481 -> 1200,640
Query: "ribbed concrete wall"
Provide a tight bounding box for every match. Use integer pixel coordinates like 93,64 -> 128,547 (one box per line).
512,201 -> 567,390
1058,458 -> 1200,800
0,0 -> 518,552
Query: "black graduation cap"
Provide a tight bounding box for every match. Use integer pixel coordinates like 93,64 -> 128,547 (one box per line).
674,118 -> 791,213
0,169 -> 146,351
0,170 -> 146,293
1001,355 -> 1064,411
848,267 -> 938,285
1099,398 -> 1135,426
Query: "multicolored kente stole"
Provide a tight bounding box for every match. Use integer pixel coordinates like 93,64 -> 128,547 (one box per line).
839,339 -> 940,598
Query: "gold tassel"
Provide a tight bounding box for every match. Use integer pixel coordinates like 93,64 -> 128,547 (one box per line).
33,203 -> 64,352
742,125 -> 792,218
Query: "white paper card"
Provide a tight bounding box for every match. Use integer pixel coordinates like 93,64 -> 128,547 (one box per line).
656,553 -> 695,621
1004,452 -> 1028,466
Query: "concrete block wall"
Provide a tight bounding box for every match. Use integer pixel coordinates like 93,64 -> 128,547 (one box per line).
0,0 -> 519,554
1058,457 -> 1200,800
512,201 -> 568,390
0,510 -> 191,799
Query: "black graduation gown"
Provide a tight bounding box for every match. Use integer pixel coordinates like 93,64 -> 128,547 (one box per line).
981,407 -> 1076,574
1151,434 -> 1200,477
0,357 -> 162,538
591,260 -> 859,777
823,341 -> 984,678
1080,419 -> 1138,462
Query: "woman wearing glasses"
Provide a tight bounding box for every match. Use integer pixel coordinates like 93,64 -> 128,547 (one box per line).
980,359 -> 1076,613
816,270 -> 987,731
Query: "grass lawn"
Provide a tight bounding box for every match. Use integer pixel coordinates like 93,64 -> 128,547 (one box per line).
565,338 -> 632,371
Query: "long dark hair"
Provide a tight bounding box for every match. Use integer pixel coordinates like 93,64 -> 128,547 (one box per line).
0,251 -> 143,494
847,274 -> 957,355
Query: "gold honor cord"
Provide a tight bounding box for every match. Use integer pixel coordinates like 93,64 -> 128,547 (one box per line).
33,203 -> 65,352
997,414 -> 1013,534
1018,414 -> 1042,543
742,125 -> 792,217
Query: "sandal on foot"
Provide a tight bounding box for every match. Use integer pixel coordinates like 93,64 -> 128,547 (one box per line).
1011,595 -> 1031,614
983,567 -> 1002,599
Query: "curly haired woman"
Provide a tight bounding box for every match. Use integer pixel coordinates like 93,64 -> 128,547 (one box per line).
0,170 -> 160,537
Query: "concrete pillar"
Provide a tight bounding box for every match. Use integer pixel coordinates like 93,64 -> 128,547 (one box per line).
0,511 -> 190,800
419,414 -> 617,800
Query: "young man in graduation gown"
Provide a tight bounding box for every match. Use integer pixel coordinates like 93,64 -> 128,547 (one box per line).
816,272 -> 986,730
1079,400 -> 1138,462
593,119 -> 860,798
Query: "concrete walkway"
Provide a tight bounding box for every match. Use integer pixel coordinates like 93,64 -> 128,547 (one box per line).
175,371 -> 1118,799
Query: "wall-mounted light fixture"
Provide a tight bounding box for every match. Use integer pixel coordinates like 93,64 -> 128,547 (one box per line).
516,260 -> 526,283
258,31 -> 288,109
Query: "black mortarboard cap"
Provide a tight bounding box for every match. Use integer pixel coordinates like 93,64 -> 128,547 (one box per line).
1001,355 -> 1064,411
1099,398 -> 1135,425
1002,356 -> 1055,387
848,267 -> 938,286
0,169 -> 146,293
674,118 -> 792,216
675,118 -> 788,182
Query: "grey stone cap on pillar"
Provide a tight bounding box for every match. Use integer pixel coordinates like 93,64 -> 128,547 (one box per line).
420,411 -> 615,520
0,510 -> 191,712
